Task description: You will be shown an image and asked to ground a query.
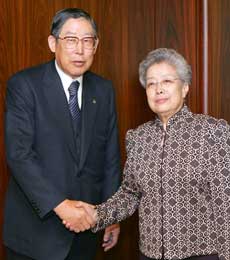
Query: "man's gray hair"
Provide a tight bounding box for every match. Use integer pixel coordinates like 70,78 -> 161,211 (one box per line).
50,8 -> 98,38
139,48 -> 192,88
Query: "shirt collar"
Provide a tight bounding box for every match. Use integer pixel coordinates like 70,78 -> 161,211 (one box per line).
55,60 -> 83,91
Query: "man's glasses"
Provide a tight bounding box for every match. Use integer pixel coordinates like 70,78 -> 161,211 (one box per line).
57,36 -> 97,50
146,78 -> 181,89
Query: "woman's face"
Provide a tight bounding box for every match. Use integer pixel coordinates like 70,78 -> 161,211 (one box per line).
145,62 -> 189,123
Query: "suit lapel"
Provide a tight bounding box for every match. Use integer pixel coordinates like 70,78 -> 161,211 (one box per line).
79,72 -> 98,169
42,61 -> 79,164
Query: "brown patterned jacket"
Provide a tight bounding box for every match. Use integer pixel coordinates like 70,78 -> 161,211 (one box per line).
94,106 -> 230,260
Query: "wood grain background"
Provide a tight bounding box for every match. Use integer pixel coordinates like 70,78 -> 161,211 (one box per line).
0,0 -> 230,259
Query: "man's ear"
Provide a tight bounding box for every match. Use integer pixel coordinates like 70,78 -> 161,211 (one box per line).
93,38 -> 99,54
48,35 -> 56,53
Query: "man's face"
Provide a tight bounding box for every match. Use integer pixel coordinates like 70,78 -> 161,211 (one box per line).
48,17 -> 98,78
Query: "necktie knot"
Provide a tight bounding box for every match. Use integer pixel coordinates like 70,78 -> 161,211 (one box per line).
68,80 -> 80,96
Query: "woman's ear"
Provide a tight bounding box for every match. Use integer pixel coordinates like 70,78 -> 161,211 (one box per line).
182,84 -> 189,98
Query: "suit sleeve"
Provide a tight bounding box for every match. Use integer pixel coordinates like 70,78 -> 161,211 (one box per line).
210,120 -> 230,260
93,129 -> 141,231
5,74 -> 66,219
101,83 -> 122,201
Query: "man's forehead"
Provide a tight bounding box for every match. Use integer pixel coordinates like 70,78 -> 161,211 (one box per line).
60,18 -> 94,35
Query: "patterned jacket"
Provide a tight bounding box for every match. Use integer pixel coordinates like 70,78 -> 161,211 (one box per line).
94,106 -> 230,260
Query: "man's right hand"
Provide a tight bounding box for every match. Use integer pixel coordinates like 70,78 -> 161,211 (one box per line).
54,199 -> 96,232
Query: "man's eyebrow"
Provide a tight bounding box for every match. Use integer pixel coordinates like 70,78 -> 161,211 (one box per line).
61,31 -> 95,36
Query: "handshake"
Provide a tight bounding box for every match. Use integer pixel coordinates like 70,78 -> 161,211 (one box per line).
54,199 -> 120,251
54,199 -> 98,233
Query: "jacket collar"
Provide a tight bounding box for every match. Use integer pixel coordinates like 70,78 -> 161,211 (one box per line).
42,61 -> 79,164
154,105 -> 192,129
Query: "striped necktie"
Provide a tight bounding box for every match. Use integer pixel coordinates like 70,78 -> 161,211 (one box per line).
68,80 -> 81,124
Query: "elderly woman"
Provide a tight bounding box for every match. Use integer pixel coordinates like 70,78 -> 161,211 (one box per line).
67,48 -> 230,260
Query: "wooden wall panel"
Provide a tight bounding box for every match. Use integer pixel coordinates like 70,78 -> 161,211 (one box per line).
207,0 -> 230,122
1,0 -> 230,260
155,0 -> 202,114
127,0 -> 156,128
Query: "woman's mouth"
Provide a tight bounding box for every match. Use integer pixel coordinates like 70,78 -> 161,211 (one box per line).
155,98 -> 168,104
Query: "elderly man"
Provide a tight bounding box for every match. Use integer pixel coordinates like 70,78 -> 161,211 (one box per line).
4,8 -> 121,260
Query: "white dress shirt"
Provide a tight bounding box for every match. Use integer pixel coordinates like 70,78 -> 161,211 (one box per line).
55,61 -> 83,109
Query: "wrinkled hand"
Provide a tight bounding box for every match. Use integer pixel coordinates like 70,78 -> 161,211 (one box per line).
102,223 -> 120,252
54,199 -> 96,233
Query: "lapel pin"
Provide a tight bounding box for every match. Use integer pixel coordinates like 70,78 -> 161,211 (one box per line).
92,99 -> 96,104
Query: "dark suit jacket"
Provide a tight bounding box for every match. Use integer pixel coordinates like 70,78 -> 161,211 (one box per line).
3,60 -> 121,260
